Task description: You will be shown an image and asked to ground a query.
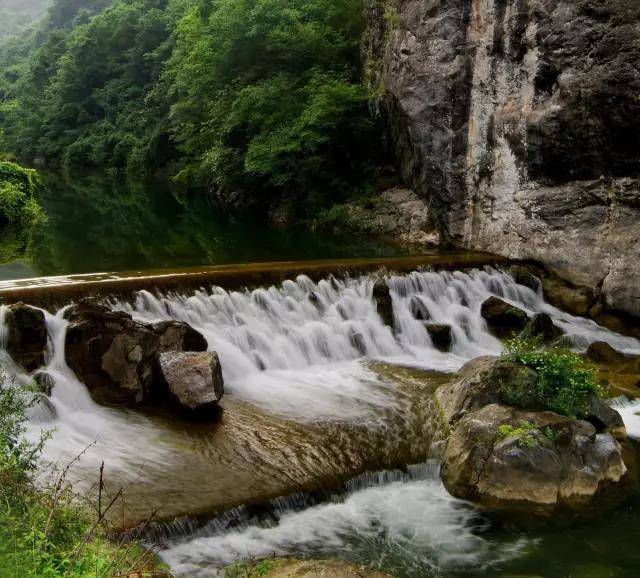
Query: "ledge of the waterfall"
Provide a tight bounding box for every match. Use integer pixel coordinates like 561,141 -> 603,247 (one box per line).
224,558 -> 393,578
434,356 -> 639,522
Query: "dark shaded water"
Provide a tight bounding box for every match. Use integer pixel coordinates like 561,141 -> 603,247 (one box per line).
0,171 -> 410,280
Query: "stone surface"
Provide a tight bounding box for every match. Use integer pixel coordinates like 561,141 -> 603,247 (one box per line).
334,187 -> 439,246
426,323 -> 452,351
369,0 -> 640,318
373,280 -> 394,328
156,351 -> 224,414
64,300 -> 160,405
586,341 -> 627,365
440,404 -> 629,516
5,302 -> 47,372
228,558 -> 393,578
33,370 -> 55,397
524,313 -> 562,342
435,357 -> 635,517
480,296 -> 529,337
153,320 -> 208,353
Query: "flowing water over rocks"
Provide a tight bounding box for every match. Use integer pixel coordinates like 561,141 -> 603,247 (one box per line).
1,266 -> 640,576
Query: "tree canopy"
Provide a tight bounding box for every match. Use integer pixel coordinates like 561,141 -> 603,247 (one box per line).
0,0 -> 380,210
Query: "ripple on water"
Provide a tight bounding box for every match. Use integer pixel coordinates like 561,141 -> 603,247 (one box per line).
159,463 -> 531,578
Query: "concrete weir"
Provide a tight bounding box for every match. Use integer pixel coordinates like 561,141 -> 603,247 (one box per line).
0,252 -> 508,307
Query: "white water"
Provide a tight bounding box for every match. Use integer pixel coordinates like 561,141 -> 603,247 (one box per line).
1,266 -> 639,576
110,267 -> 640,422
160,462 -> 530,577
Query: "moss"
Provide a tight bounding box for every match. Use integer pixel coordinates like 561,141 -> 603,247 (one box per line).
498,421 -> 538,448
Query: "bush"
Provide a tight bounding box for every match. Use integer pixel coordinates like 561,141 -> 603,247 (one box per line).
0,161 -> 44,227
0,372 -> 162,578
501,338 -> 604,419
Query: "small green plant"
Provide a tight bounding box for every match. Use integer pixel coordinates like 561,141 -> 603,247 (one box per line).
543,426 -> 561,443
384,5 -> 403,30
501,338 -> 603,419
498,421 -> 538,449
0,370 -> 163,577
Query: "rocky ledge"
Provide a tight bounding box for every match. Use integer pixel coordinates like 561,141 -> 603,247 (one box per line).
435,357 -> 636,517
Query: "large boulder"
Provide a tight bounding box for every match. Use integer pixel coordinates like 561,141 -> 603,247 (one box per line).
156,351 -> 224,415
5,302 -> 48,372
441,404 -> 630,516
65,300 -> 160,405
586,341 -> 627,365
435,357 -> 635,518
481,297 -> 529,338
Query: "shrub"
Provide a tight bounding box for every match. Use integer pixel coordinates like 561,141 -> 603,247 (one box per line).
498,421 -> 537,449
0,372 -> 162,577
501,338 -> 604,419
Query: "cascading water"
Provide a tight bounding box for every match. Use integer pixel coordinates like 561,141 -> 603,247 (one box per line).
1,266 -> 639,576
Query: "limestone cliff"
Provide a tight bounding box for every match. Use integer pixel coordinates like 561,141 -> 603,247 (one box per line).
369,0 -> 640,318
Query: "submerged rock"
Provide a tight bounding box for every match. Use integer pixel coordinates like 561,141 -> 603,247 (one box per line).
480,296 -> 529,338
156,351 -> 224,415
435,357 -> 635,518
510,266 -> 541,293
426,323 -> 452,352
586,341 -> 627,365
33,370 -> 55,397
5,302 -> 47,372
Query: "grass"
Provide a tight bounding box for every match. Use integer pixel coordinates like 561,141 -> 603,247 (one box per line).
501,338 -> 604,419
497,421 -> 537,449
0,372 -> 166,577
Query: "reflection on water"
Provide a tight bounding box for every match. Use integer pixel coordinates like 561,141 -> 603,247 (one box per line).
0,171 -> 410,280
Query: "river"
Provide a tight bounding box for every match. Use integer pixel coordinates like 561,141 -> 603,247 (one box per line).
2,175 -> 640,577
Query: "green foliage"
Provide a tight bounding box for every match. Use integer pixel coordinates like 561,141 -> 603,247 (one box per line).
384,5 -> 403,31
0,0 -> 379,211
0,371 -> 160,577
497,421 -> 537,449
502,338 -> 604,419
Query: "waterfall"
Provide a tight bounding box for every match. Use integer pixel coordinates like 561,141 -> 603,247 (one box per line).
105,267 -> 640,422
159,460 -> 529,578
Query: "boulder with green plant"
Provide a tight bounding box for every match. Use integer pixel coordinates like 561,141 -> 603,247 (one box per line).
434,341 -> 636,518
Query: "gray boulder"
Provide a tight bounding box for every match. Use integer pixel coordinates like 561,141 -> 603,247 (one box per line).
441,404 -> 630,516
426,323 -> 452,352
157,351 -> 224,415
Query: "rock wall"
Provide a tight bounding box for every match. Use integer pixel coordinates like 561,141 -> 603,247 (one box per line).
370,0 -> 640,317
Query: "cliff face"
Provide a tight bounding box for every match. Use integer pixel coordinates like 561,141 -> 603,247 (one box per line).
371,0 -> 640,317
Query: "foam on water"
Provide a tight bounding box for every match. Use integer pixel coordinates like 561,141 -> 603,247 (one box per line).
110,267 -> 640,422
160,462 -> 530,577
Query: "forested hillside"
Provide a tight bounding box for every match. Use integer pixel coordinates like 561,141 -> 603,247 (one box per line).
0,0 -> 51,40
0,0 -> 380,213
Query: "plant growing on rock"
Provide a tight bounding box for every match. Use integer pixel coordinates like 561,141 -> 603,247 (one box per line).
497,421 -> 537,449
501,338 -> 604,419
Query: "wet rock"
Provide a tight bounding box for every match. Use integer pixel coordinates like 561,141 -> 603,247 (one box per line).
409,295 -> 430,321
523,313 -> 563,342
510,266 -> 541,293
480,297 -> 529,338
584,394 -> 625,437
33,370 -> 55,397
373,281 -> 393,328
153,320 -> 208,353
586,342 -> 626,365
440,404 -> 630,517
156,351 -> 224,415
5,302 -> 47,372
65,300 -> 160,405
426,323 -> 452,352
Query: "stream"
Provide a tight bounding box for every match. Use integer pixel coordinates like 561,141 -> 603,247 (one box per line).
2,265 -> 640,576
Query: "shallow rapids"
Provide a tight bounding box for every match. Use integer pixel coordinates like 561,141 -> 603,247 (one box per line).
1,266 -> 639,575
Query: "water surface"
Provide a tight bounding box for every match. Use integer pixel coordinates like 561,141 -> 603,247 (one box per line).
0,171 -> 410,280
